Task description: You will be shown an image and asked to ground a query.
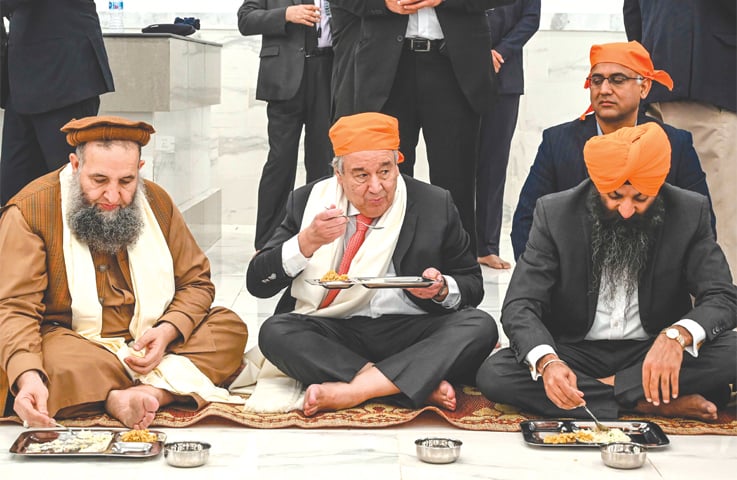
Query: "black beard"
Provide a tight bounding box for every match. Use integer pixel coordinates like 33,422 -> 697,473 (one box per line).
66,175 -> 145,254
588,186 -> 665,303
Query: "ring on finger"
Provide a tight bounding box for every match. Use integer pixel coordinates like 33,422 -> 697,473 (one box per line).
23,420 -> 29,428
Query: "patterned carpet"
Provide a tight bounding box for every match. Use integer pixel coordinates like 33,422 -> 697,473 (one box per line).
1,386 -> 735,435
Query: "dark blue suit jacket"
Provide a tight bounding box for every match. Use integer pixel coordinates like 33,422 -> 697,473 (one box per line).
486,0 -> 540,95
511,114 -> 714,259
623,0 -> 736,112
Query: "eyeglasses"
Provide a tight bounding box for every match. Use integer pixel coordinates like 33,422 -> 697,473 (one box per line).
587,74 -> 644,87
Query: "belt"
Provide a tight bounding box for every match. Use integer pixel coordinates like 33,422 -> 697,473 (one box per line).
404,38 -> 444,53
305,47 -> 333,58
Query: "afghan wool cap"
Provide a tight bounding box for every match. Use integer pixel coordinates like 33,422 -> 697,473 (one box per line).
329,112 -> 405,163
585,41 -> 674,91
584,122 -> 671,197
61,116 -> 156,147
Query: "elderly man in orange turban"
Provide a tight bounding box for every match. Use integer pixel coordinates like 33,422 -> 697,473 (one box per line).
511,40 -> 714,261
477,122 -> 736,422
0,116 -> 248,429
247,112 -> 496,416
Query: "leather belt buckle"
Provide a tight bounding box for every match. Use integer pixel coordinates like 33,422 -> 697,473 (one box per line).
408,38 -> 431,52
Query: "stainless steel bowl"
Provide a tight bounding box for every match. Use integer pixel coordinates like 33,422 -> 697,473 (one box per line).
415,437 -> 462,464
164,441 -> 211,468
600,442 -> 647,469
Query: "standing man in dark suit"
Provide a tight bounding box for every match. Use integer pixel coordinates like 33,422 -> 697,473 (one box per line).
511,41 -> 713,260
247,113 -> 496,416
477,123 -> 736,422
476,0 -> 539,269
238,1 -> 334,252
624,0 -> 737,277
328,0 -> 514,255
0,0 -> 114,205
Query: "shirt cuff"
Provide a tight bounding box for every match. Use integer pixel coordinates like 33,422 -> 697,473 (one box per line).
282,235 -> 309,277
433,275 -> 461,308
526,344 -> 556,381
674,319 -> 706,357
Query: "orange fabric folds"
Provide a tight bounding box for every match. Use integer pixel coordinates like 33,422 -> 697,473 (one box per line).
329,112 -> 405,163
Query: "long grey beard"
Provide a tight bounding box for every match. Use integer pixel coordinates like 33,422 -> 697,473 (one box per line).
588,187 -> 665,304
66,175 -> 146,255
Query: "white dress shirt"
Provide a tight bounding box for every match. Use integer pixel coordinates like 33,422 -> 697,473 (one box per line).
405,7 -> 444,40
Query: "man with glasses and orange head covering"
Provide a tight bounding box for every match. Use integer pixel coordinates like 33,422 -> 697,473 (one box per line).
477,122 -> 736,421
247,112 -> 496,416
511,41 -> 713,260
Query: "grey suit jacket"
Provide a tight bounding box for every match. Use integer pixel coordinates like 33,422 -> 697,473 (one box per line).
247,174 -> 484,314
503,180 -> 736,364
238,0 -> 319,102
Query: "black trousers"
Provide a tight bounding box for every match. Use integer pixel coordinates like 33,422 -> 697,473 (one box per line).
476,94 -> 520,257
476,330 -> 737,419
254,54 -> 333,250
0,95 -> 100,205
382,47 -> 481,254
259,308 -> 498,408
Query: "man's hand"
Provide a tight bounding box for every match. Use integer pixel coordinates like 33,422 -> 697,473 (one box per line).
14,370 -> 56,428
641,329 -> 687,406
125,322 -> 181,375
297,206 -> 348,258
406,267 -> 446,301
286,4 -> 321,27
491,49 -> 504,73
386,0 -> 443,15
539,355 -> 585,410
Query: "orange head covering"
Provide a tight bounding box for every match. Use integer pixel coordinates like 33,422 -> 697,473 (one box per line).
61,116 -> 156,147
328,112 -> 404,163
584,122 -> 671,197
579,41 -> 674,120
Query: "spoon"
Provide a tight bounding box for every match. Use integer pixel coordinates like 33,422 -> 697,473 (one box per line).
323,208 -> 384,230
580,404 -> 609,432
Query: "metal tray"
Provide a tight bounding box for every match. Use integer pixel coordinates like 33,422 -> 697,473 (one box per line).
354,276 -> 435,288
520,420 -> 669,448
305,278 -> 355,289
9,427 -> 166,458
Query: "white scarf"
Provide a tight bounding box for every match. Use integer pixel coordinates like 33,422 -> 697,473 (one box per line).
59,165 -> 243,404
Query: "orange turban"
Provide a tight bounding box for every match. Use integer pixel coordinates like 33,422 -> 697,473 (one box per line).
61,116 -> 155,147
580,41 -> 673,119
329,112 -> 404,163
584,122 -> 671,197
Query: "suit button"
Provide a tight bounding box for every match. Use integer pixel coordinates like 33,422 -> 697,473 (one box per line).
396,35 -> 404,42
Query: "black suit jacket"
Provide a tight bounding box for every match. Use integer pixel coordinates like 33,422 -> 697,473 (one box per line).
238,0 -> 320,102
504,180 -> 737,363
510,114 -> 714,259
624,0 -> 736,112
1,0 -> 114,114
328,0 -> 513,116
485,0 -> 540,96
247,174 -> 484,314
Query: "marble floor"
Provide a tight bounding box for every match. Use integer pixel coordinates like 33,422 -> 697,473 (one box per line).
2,223 -> 736,478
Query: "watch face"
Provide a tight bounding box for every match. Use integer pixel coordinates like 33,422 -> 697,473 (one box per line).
666,328 -> 679,339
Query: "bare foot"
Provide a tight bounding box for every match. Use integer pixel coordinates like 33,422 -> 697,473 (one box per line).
478,255 -> 511,269
303,382 -> 364,417
105,386 -> 162,429
426,380 -> 457,411
634,394 -> 719,422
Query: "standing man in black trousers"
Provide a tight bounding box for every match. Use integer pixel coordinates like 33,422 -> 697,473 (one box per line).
476,0 -> 539,269
238,0 -> 334,252
0,0 -> 114,205
329,0 -> 514,254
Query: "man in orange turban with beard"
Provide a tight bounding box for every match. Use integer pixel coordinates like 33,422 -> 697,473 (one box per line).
477,122 -> 736,421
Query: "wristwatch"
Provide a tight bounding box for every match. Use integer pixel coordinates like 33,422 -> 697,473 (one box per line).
663,327 -> 686,349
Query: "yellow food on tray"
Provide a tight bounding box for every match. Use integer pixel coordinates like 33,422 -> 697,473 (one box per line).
320,270 -> 349,282
543,432 -> 578,444
120,429 -> 158,443
542,428 -> 630,445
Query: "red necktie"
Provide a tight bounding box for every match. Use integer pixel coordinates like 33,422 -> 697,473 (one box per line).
319,214 -> 373,308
